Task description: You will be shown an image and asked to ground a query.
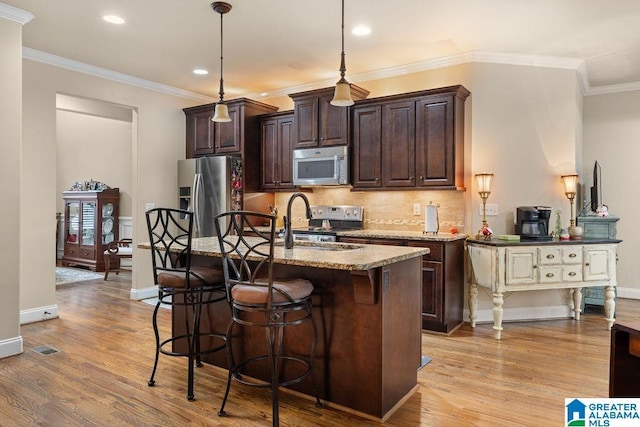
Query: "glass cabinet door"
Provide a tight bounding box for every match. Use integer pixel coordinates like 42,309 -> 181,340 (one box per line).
66,202 -> 79,243
81,202 -> 96,246
101,202 -> 115,244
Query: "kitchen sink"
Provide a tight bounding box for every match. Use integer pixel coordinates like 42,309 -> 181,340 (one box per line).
275,241 -> 364,251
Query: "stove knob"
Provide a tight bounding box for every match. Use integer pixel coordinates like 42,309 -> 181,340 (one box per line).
317,209 -> 322,215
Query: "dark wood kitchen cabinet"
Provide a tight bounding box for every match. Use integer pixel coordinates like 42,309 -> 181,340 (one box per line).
289,86 -> 369,148
351,85 -> 469,191
337,235 -> 465,333
408,239 -> 464,333
184,98 -> 278,159
62,188 -> 119,272
260,111 -> 296,191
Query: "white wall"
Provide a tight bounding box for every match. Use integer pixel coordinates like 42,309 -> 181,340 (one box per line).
0,15 -> 23,357
21,58 -> 199,318
584,90 -> 640,299
56,110 -> 133,216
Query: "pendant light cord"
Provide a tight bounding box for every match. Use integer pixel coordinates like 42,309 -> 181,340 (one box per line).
218,9 -> 225,102
338,0 -> 347,82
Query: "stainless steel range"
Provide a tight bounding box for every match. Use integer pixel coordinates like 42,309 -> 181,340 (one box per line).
292,205 -> 364,242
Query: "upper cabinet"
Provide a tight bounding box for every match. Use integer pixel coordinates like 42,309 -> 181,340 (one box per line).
260,111 -> 296,191
352,85 -> 469,191
289,86 -> 369,148
184,98 -> 278,159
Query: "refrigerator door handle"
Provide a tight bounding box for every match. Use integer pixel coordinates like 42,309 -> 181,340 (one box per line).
193,173 -> 203,234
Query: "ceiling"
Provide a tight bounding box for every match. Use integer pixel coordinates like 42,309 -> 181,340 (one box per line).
5,0 -> 640,101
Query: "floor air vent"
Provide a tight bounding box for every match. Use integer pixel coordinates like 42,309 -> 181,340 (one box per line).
33,346 -> 59,355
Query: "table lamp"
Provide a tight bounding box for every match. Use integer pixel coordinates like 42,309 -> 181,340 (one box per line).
561,174 -> 583,239
475,173 -> 493,228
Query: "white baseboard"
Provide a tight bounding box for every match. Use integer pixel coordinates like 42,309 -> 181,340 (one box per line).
130,285 -> 158,301
0,336 -> 23,359
20,304 -> 59,325
464,304 -> 574,325
617,286 -> 640,300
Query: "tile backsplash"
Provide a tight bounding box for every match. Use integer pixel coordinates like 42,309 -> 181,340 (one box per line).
273,187 -> 466,233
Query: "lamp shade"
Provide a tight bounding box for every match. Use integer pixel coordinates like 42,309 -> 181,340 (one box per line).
561,174 -> 579,196
212,102 -> 231,122
475,173 -> 493,193
331,81 -> 354,106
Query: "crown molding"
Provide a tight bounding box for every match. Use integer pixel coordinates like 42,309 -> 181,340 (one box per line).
247,51 -> 590,100
0,3 -> 34,24
22,48 -> 213,103
584,81 -> 640,96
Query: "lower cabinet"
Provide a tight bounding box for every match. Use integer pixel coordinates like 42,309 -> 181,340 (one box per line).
338,236 -> 465,333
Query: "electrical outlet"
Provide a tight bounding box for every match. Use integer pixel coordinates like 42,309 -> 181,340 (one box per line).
413,203 -> 421,216
145,202 -> 155,211
479,203 -> 499,216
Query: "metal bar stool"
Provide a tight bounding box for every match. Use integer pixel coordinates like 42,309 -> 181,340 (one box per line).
213,211 -> 322,426
145,207 -> 227,401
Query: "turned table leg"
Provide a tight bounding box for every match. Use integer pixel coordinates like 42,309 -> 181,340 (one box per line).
469,282 -> 478,328
604,286 -> 616,329
572,287 -> 582,320
492,292 -> 504,340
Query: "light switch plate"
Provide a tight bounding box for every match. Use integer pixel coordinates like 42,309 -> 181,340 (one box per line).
413,203 -> 421,216
478,203 -> 499,216
145,202 -> 155,211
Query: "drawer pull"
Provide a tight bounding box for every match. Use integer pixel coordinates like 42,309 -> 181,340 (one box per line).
569,271 -> 577,277
546,254 -> 555,259
569,253 -> 577,258
546,273 -> 554,278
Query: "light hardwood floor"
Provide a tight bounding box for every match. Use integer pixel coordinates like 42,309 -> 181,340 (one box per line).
2,271 -> 639,426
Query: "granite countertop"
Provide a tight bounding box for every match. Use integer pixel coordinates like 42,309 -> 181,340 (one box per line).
139,237 -> 430,271
336,229 -> 467,242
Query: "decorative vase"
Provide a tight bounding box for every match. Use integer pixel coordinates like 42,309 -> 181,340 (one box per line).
569,225 -> 584,240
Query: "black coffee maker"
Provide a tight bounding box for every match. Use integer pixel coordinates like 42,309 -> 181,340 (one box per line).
515,206 -> 552,241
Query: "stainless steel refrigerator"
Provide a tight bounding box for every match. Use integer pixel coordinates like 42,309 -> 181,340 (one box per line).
178,156 -> 243,238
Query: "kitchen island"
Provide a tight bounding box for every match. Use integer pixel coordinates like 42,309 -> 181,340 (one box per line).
141,238 -> 430,421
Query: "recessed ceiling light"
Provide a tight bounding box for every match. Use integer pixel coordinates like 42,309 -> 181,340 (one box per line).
193,68 -> 209,75
260,92 -> 269,97
352,25 -> 371,36
103,15 -> 125,25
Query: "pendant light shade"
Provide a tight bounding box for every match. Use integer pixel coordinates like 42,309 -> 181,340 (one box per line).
211,2 -> 232,122
330,0 -> 354,107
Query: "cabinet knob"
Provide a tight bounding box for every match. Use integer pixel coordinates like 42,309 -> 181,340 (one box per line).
375,177 -> 379,181
419,176 -> 424,181
546,273 -> 554,278
533,265 -> 538,269
546,254 -> 555,259
569,271 -> 577,277
409,176 -> 414,181
585,262 -> 590,266
569,253 -> 577,258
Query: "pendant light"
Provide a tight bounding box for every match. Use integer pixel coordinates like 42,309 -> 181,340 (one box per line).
211,2 -> 232,122
330,0 -> 354,107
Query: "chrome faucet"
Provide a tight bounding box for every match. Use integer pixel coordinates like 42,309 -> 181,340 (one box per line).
283,192 -> 312,249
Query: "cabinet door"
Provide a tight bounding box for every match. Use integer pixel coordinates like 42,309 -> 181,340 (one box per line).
421,260 -> 443,325
66,202 -> 80,244
278,116 -> 295,187
294,96 -> 318,148
352,105 -> 382,188
506,248 -> 537,285
584,246 -> 611,281
261,118 -> 278,190
415,95 -> 455,188
214,104 -> 241,154
318,93 -> 349,146
81,201 -> 96,247
186,108 -> 214,157
382,100 -> 415,187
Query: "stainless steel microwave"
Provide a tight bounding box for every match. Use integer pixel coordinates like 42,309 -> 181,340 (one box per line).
292,146 -> 349,186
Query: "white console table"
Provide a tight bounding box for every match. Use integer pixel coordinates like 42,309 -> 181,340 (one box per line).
467,238 -> 621,339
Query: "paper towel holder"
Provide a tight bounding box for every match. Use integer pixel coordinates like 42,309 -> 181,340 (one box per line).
423,201 -> 440,235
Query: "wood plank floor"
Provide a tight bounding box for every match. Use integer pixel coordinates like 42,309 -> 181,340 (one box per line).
1,271 -> 639,426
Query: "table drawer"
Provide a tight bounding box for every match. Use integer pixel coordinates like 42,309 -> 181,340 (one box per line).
562,264 -> 583,282
539,247 -> 561,265
562,247 -> 582,264
538,266 -> 562,283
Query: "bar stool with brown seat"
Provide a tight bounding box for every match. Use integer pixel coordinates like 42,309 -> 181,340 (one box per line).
213,211 -> 322,427
145,207 -> 227,401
